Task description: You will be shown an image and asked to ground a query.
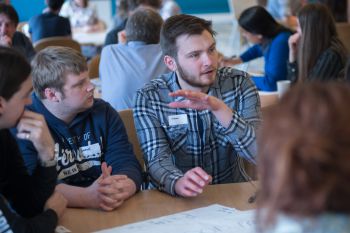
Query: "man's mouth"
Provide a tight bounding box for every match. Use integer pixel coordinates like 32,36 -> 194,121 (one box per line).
201,68 -> 216,75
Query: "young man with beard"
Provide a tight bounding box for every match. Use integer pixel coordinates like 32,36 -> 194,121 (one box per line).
14,47 -> 142,211
134,14 -> 261,197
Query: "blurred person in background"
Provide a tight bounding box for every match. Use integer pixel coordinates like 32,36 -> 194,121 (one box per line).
0,3 -> 35,60
288,3 -> 347,83
221,6 -> 292,91
29,0 -> 71,43
59,0 -> 104,32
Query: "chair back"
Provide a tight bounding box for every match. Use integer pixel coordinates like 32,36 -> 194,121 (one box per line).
118,109 -> 144,169
88,54 -> 100,79
228,0 -> 257,19
34,36 -> 82,53
336,23 -> 350,55
118,109 -> 148,189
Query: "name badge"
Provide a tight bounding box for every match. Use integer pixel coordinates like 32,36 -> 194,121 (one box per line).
168,114 -> 188,126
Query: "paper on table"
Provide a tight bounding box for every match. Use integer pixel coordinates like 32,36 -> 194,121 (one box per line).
94,204 -> 256,233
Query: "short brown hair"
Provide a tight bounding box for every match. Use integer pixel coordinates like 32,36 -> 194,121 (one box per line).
125,7 -> 163,44
31,47 -> 87,99
160,14 -> 216,58
0,3 -> 19,26
257,82 -> 350,229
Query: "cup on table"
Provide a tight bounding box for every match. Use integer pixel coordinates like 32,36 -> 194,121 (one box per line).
277,80 -> 291,98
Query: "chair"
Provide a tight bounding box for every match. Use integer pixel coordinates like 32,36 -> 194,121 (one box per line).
88,54 -> 100,79
34,36 -> 82,53
118,109 -> 148,188
336,23 -> 350,55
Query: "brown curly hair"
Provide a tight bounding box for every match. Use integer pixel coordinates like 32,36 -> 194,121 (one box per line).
257,82 -> 350,229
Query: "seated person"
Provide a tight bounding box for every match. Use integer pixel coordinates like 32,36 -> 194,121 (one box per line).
160,0 -> 181,20
100,7 -> 168,110
221,6 -> 292,91
14,47 -> 142,211
257,82 -> 350,232
59,0 -> 103,32
134,14 -> 261,197
29,0 -> 71,43
0,47 -> 66,233
104,0 -> 138,46
288,3 -> 347,83
0,4 -> 35,60
104,0 -> 161,46
266,0 -> 302,28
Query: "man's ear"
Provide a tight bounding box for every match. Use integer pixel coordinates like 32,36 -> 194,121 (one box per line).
44,88 -> 60,102
164,55 -> 177,71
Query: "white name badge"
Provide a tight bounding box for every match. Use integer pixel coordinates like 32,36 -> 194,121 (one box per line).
168,114 -> 188,126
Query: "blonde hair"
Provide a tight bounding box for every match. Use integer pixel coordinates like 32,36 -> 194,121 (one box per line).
31,47 -> 87,99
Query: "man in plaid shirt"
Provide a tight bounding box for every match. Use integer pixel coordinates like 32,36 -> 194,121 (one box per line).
134,14 -> 261,197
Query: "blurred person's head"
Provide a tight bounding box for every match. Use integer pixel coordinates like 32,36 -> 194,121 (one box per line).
296,3 -> 346,82
139,0 -> 161,9
46,0 -> 65,11
125,7 -> 163,44
238,6 -> 290,44
0,3 -> 18,38
0,47 -> 32,129
257,82 -> 350,230
74,0 -> 88,8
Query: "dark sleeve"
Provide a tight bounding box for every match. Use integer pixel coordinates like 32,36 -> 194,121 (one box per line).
2,130 -> 57,218
21,34 -> 36,61
308,49 -> 345,81
10,128 -> 41,176
103,104 -> 143,190
65,18 -> 72,35
1,196 -> 58,233
287,61 -> 298,83
104,29 -> 119,46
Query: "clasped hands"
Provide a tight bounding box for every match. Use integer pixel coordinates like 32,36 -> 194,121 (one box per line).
88,162 -> 136,211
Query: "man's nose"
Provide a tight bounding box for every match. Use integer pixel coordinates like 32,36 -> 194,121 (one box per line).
202,53 -> 214,66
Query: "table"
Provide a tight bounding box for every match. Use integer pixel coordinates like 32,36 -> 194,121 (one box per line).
59,182 -> 257,233
72,31 -> 107,46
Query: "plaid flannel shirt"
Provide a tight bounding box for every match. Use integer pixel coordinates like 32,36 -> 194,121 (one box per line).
134,67 -> 261,195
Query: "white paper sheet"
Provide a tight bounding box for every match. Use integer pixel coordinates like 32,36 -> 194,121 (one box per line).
95,204 -> 256,233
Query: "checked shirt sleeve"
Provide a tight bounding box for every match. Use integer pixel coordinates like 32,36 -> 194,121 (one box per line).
215,72 -> 261,164
134,90 -> 183,195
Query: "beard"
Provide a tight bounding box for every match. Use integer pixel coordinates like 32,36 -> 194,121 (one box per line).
176,60 -> 217,88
